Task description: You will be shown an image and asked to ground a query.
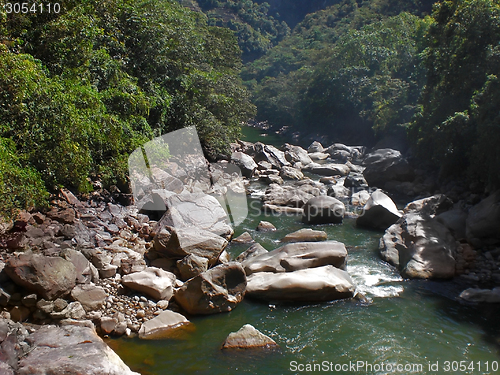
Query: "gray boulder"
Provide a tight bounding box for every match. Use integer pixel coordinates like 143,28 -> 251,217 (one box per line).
154,227 -> 228,266
305,163 -> 350,177
253,143 -> 290,169
246,265 -> 355,302
122,267 -> 176,300
231,152 -> 258,178
70,284 -> 107,312
466,190 -> 500,247
280,166 -> 304,180
356,189 -> 402,230
18,325 -> 139,375
221,324 -> 278,349
302,196 -> 345,224
283,144 -> 312,166
263,183 -> 318,208
403,194 -> 453,216
363,148 -> 414,187
5,252 -> 77,300
436,208 -> 467,241
281,228 -> 327,243
256,221 -> 276,232
174,262 -> 246,315
243,241 -> 347,275
307,141 -> 324,153
308,152 -> 330,161
155,193 -> 233,240
344,173 -> 368,188
177,254 -> 209,280
379,212 -> 457,279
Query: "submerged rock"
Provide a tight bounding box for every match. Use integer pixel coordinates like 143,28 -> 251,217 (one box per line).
246,265 -> 355,302
281,228 -> 327,243
459,287 -> 500,303
139,310 -> 190,339
221,324 -> 278,349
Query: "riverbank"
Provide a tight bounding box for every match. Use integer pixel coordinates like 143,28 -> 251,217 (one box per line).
1,136 -> 499,374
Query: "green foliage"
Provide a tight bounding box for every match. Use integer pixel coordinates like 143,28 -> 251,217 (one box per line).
247,4 -> 430,143
0,138 -> 49,219
191,0 -> 290,61
0,0 -> 255,217
409,0 -> 500,186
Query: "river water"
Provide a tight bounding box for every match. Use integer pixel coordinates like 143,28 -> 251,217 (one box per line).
109,127 -> 500,374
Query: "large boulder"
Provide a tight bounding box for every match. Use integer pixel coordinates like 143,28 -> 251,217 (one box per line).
281,228 -> 327,243
70,284 -> 107,312
403,194 -> 453,216
466,190 -> 500,248
436,208 -> 467,241
176,254 -> 209,280
5,252 -> 77,300
155,193 -> 233,239
280,166 -> 304,180
138,310 -> 190,339
122,267 -> 176,300
362,148 -> 414,187
302,196 -> 345,224
231,152 -> 258,178
379,212 -> 457,279
154,227 -> 228,266
246,265 -> 355,302
174,262 -> 246,315
221,324 -> 278,349
356,189 -> 402,230
307,141 -> 324,153
263,183 -> 319,208
253,143 -> 290,169
242,241 -> 347,275
283,144 -> 312,166
304,163 -> 350,177
18,325 -> 139,375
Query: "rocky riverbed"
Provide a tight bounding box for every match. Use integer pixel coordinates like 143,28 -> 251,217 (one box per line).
1,138 -> 500,373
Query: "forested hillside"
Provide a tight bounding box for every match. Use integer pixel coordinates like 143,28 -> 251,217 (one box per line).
0,0 -> 255,217
1,0 -> 499,218
243,0 -> 499,190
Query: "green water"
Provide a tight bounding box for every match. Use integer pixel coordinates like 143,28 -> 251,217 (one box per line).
110,129 -> 500,374
110,196 -> 500,375
240,125 -> 286,147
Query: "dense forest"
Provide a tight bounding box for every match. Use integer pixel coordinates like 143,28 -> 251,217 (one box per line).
1,0 -> 499,218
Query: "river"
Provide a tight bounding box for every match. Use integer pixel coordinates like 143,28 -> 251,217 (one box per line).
108,127 -> 500,374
